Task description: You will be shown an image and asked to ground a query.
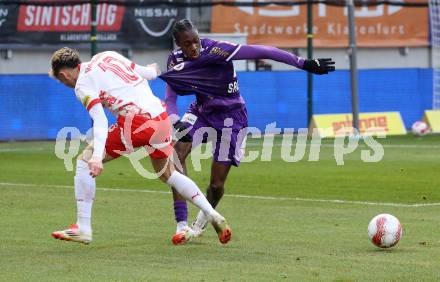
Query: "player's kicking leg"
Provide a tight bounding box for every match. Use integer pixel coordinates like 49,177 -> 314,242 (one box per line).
151,156 -> 232,245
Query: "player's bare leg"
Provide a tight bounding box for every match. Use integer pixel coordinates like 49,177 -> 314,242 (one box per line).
151,156 -> 232,244
207,161 -> 230,207
52,144 -> 113,244
171,141 -> 192,234
192,161 -> 231,237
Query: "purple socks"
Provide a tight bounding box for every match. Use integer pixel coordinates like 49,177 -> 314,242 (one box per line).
173,200 -> 188,223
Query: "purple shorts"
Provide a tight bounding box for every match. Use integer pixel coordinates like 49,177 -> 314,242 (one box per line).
180,102 -> 248,167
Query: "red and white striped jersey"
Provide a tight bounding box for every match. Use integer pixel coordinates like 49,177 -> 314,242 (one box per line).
75,51 -> 164,118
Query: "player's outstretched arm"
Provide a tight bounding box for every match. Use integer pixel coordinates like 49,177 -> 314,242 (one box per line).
232,45 -> 335,75
133,63 -> 160,80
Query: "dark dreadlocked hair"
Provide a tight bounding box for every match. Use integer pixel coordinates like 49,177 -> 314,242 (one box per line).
172,19 -> 198,43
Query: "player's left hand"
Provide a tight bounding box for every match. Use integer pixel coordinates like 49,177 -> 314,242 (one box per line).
303,58 -> 335,75
88,156 -> 103,178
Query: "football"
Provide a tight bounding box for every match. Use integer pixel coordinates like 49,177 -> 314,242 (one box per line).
411,121 -> 430,136
368,214 -> 402,248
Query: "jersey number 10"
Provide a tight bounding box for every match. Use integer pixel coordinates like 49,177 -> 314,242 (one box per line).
98,56 -> 140,84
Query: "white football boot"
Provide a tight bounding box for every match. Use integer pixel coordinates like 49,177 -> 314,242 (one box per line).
51,224 -> 92,244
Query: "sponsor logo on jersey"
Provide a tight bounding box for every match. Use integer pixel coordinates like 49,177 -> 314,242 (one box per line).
173,62 -> 185,71
210,47 -> 230,58
167,61 -> 175,70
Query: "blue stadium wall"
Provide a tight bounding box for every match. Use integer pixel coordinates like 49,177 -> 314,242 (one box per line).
0,69 -> 433,140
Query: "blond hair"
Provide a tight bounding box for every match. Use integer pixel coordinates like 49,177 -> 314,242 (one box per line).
50,47 -> 81,78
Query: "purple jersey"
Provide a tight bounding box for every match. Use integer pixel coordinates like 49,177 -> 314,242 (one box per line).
159,40 -> 309,166
160,38 -> 245,110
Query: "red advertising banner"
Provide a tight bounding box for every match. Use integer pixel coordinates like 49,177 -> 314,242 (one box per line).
17,3 -> 125,32
211,1 -> 429,48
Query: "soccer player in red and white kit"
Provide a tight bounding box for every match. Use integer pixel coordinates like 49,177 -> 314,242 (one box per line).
49,47 -> 231,244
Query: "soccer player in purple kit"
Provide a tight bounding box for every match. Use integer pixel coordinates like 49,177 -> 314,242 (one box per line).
159,19 -> 335,245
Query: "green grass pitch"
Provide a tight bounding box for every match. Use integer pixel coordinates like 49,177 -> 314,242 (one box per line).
0,135 -> 439,281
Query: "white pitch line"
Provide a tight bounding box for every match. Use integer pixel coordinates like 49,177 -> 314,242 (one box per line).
0,147 -> 45,152
227,194 -> 440,207
0,182 -> 171,195
245,143 -> 440,149
1,182 -> 439,208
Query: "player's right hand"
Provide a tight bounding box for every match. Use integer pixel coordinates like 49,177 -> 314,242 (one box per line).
88,156 -> 103,178
173,121 -> 192,143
